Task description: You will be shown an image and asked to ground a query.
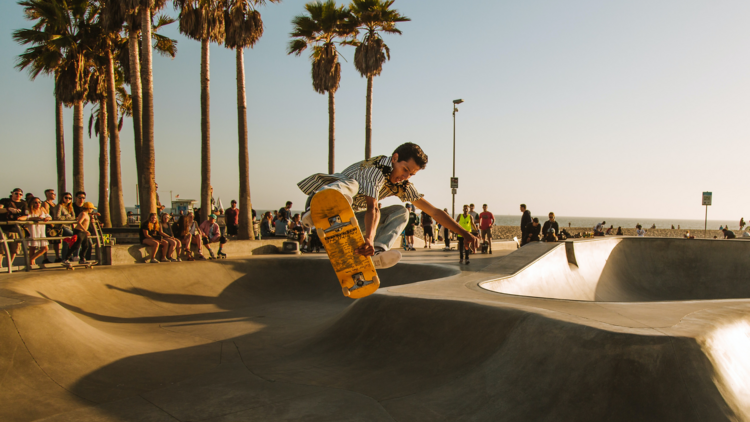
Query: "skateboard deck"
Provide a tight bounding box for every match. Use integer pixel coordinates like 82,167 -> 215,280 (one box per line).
310,189 -> 380,299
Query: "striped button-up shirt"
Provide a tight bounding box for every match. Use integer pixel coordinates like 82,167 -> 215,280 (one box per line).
298,155 -> 423,211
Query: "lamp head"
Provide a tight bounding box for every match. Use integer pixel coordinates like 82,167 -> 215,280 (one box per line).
453,99 -> 464,104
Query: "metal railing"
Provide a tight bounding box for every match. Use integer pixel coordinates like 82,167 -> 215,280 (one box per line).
0,219 -> 104,273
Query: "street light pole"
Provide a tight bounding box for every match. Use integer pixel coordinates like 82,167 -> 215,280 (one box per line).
451,99 -> 463,220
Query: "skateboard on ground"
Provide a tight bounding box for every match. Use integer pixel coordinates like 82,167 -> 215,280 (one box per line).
481,241 -> 490,254
310,189 -> 380,299
63,261 -> 95,270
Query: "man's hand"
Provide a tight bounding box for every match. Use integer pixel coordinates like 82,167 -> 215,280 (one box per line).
463,231 -> 480,253
355,238 -> 376,257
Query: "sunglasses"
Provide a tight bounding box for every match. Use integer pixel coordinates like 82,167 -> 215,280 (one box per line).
77,196 -> 86,199
63,196 -> 72,200
13,192 -> 23,196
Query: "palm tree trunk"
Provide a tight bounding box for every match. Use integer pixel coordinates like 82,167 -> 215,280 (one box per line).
106,48 -> 126,227
128,28 -> 145,213
200,38 -> 211,222
236,48 -> 253,240
73,100 -> 85,193
365,75 -> 373,160
328,90 -> 335,174
140,5 -> 156,218
55,84 -> 66,195
98,101 -> 112,228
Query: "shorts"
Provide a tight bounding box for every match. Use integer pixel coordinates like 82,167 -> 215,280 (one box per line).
404,226 -> 415,236
480,228 -> 492,237
423,225 -> 434,238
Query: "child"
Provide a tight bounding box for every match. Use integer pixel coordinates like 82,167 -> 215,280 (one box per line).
62,202 -> 95,266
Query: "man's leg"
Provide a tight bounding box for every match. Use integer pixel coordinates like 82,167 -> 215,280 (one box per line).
355,205 -> 408,252
302,177 -> 360,227
444,228 -> 450,249
458,236 -> 465,261
353,205 -> 407,269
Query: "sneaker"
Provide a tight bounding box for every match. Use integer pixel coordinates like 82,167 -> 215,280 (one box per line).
371,249 -> 401,269
55,257 -> 63,263
466,259 -> 470,264
43,258 -> 51,264
160,258 -> 169,263
150,259 -> 159,264
78,259 -> 88,265
197,255 -> 207,260
169,258 -> 178,262
459,259 -> 464,264
62,260 -> 70,266
176,258 -> 182,262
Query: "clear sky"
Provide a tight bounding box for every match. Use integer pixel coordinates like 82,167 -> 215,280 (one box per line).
1,0 -> 748,221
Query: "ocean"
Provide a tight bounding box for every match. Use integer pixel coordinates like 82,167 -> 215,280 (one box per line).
127,207 -> 740,231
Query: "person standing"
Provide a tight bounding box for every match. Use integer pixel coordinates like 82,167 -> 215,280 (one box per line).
636,224 -> 646,237
0,188 -> 29,267
420,210 -> 434,248
468,204 -> 480,238
520,204 -> 531,243
404,204 -> 419,250
478,204 -> 495,253
62,202 -> 96,266
26,197 -> 52,268
441,208 -> 451,251
542,212 -> 559,242
456,204 -> 478,264
225,200 -> 239,237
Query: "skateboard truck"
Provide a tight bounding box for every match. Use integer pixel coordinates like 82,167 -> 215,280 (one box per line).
324,215 -> 357,233
346,272 -> 376,293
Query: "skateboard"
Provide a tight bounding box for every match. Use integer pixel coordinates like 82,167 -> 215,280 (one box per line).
481,241 -> 489,254
310,189 -> 380,299
63,261 -> 95,270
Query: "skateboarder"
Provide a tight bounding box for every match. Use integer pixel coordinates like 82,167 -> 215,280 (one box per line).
299,142 -> 480,269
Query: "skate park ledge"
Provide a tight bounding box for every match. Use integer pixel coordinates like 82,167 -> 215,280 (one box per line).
105,238 -> 287,265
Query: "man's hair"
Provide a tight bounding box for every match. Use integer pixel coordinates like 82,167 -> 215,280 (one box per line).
533,217 -> 539,223
231,200 -> 237,204
286,201 -> 292,206
520,203 -> 526,209
44,189 -> 54,195
393,142 -> 428,169
470,203 -> 475,207
483,204 -> 487,207
75,191 -> 86,197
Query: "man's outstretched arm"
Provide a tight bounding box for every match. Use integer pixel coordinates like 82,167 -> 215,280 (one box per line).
413,198 -> 479,251
354,196 -> 380,257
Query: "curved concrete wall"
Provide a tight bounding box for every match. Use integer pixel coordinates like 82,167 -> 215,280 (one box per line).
481,238 -> 750,302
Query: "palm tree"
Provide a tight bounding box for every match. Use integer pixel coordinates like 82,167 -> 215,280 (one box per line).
86,63 -> 112,228
225,0 -> 279,240
175,0 -> 226,221
102,0 -> 174,220
289,0 -> 357,174
13,0 -> 78,196
349,0 -> 408,159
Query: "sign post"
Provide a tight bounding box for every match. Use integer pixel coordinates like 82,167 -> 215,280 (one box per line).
702,192 -> 712,235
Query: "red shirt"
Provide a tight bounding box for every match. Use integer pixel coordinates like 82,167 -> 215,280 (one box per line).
479,211 -> 494,230
225,207 -> 239,225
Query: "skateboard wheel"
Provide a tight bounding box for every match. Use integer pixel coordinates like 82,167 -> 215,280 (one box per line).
316,228 -> 326,239
350,217 -> 359,229
341,286 -> 351,297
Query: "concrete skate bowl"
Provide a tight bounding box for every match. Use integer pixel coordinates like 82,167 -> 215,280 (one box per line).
0,253 -> 746,421
480,237 -> 750,302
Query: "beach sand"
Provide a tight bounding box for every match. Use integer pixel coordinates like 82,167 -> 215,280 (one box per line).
416,226 -> 738,240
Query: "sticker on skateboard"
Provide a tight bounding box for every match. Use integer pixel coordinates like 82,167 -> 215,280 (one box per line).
310,189 -> 380,299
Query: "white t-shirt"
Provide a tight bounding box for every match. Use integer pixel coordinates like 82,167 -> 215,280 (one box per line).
595,223 -> 604,232
636,229 -> 646,237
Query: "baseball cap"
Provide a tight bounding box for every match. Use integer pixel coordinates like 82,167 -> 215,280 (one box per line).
209,213 -> 217,219
83,202 -> 97,210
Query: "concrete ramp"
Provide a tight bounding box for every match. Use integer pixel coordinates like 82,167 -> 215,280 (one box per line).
481,238 -> 750,302
2,248 -> 749,421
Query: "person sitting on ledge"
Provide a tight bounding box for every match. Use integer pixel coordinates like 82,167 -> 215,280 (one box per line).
260,212 -> 274,239
722,227 -> 736,239
523,218 -> 542,245
199,214 -> 227,259
160,213 -> 182,262
140,212 -> 170,263
274,213 -> 289,238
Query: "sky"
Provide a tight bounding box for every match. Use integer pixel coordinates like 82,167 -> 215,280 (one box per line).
1,0 -> 749,221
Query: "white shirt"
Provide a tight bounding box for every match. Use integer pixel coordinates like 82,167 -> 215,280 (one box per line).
636,229 -> 646,237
